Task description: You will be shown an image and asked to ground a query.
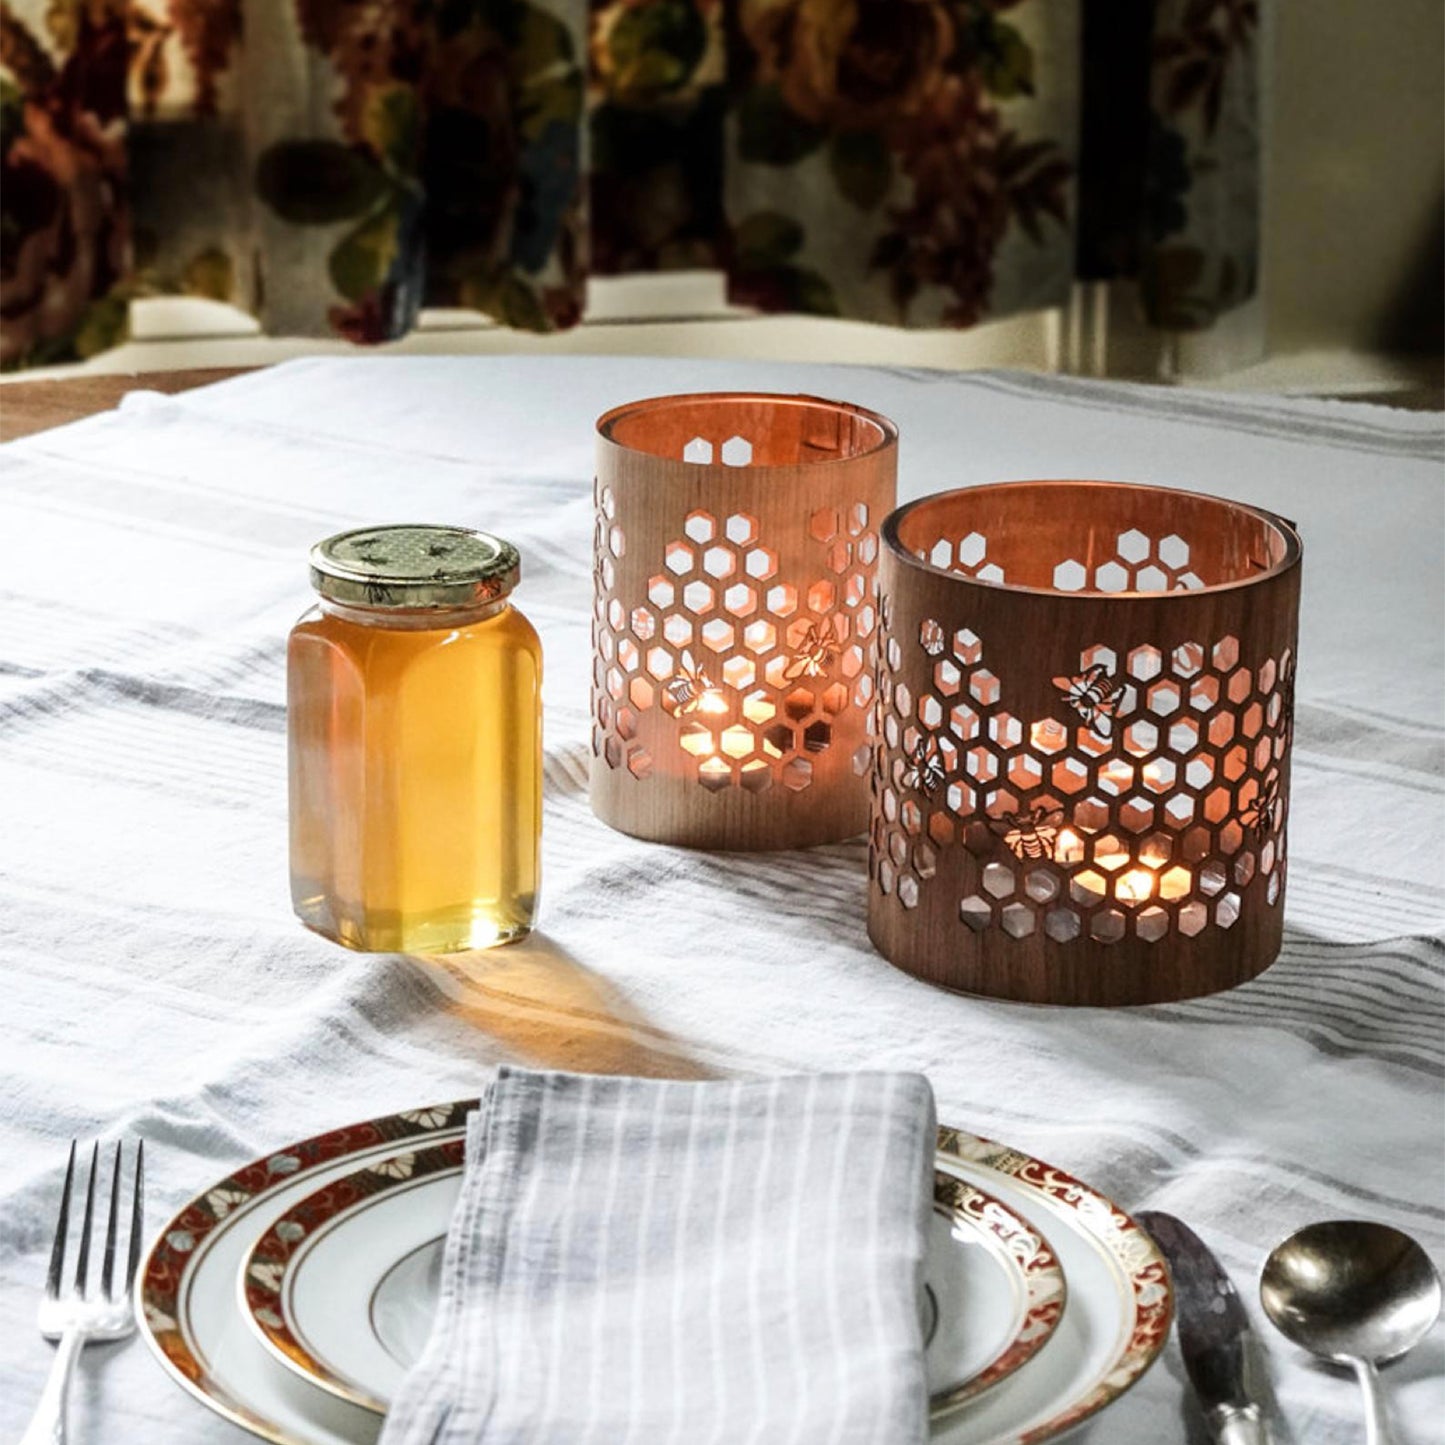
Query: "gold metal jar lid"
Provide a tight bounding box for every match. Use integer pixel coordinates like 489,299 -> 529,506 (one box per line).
309,525 -> 521,609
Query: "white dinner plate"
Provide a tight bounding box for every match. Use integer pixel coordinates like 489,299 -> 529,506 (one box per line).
138,1101 -> 1170,1444
239,1137 -> 1065,1416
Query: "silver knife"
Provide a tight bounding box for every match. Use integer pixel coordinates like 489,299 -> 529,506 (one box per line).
1137,1210 -> 1271,1445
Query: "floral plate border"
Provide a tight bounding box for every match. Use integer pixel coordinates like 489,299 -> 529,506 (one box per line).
935,1125 -> 1174,1443
137,1100 -> 478,1445
239,1141 -> 1067,1415
137,1101 -> 1171,1445
929,1175 -> 1067,1416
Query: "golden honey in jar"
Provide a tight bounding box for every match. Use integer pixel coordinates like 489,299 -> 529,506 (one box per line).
288,525 -> 541,953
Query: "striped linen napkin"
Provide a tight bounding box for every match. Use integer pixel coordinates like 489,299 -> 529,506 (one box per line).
380,1066 -> 937,1445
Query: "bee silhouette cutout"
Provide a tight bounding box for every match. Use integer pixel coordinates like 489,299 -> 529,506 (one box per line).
1053,664 -> 1132,740
901,736 -> 946,796
661,656 -> 721,717
785,617 -> 844,680
1243,772 -> 1281,840
990,806 -> 1066,861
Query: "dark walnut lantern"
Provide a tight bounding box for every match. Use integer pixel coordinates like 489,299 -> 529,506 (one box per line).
869,480 -> 1302,1006
590,393 -> 898,849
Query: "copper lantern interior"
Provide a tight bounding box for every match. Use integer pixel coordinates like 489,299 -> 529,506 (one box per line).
600,394 -> 895,469
891,481 -> 1298,594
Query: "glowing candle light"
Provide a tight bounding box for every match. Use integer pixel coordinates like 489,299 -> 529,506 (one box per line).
679,728 -> 714,757
1158,866 -> 1193,901
1116,868 -> 1156,903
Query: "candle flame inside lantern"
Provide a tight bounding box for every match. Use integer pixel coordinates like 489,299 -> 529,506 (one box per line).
676,689 -> 732,767
1083,849 -> 1149,896
683,688 -> 756,772
1058,831 -> 1169,904
1067,754 -> 1190,902
1116,868 -> 1156,902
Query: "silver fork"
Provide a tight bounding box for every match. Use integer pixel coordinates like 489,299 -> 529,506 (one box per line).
22,1141 -> 145,1445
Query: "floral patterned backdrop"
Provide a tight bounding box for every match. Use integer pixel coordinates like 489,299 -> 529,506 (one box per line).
1,0 -> 1263,370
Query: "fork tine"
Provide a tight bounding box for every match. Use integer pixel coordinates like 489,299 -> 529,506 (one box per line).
73,1142 -> 98,1295
125,1139 -> 145,1294
100,1140 -> 123,1298
44,1141 -> 76,1301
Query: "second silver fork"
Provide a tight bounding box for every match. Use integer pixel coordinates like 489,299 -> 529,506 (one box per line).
22,1140 -> 145,1445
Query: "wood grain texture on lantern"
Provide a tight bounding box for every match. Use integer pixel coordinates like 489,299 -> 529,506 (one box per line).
869,480 -> 1302,1007
590,393 -> 898,851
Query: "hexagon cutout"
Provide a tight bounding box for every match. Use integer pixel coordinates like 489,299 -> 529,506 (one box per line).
1116,529 -> 1149,563
1159,534 -> 1190,569
1053,559 -> 1086,591
1095,561 -> 1129,593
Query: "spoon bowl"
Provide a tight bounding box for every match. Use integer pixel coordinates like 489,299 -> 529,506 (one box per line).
1260,1220 -> 1441,1363
1261,1220 -> 1441,1445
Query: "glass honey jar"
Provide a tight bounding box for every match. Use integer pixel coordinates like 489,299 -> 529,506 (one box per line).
288,525 -> 541,953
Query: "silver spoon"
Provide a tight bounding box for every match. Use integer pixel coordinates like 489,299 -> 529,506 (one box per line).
1260,1220 -> 1441,1445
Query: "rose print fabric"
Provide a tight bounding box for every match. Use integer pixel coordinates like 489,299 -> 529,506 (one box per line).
1075,0 -> 1262,329
0,0 -> 1264,369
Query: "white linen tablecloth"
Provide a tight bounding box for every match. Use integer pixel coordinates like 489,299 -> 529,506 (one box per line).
1,357 -> 1441,1444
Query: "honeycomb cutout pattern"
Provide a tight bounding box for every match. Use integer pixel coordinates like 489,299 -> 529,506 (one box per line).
870,618 -> 1294,945
592,457 -> 881,792
919,527 -> 1207,593
682,435 -> 753,466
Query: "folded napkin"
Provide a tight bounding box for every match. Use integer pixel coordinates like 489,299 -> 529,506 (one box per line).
381,1066 -> 937,1445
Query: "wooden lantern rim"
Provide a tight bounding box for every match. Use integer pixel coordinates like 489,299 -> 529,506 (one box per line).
596,392 -> 899,470
884,478 -> 1301,600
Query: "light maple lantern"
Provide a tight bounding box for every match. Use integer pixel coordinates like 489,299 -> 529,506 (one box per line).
590,393 -> 898,850
869,480 -> 1302,1006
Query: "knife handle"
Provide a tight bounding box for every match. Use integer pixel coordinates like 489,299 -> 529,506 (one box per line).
1213,1404 -> 1269,1445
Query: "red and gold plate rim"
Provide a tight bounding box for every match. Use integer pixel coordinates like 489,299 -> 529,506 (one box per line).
138,1101 -> 1171,1445
240,1141 -> 1068,1417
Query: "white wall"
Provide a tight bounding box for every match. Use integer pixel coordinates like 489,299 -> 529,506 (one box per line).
1265,0 -> 1443,356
